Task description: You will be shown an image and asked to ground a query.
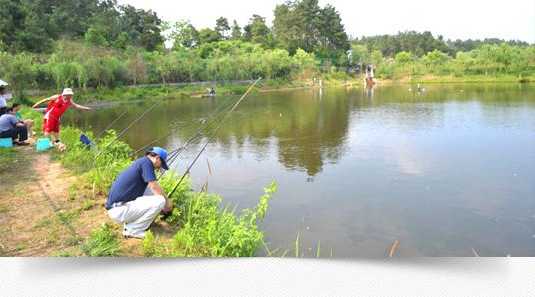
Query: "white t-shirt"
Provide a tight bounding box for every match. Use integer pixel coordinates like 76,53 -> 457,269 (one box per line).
0,93 -> 13,108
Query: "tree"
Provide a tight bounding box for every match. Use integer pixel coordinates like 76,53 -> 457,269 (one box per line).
395,51 -> 413,64
85,26 -> 109,47
273,0 -> 348,62
273,3 -> 301,54
422,49 -> 449,67
0,52 -> 35,97
198,28 -> 221,44
171,20 -> 199,49
243,15 -> 271,47
119,5 -> 164,51
318,5 -> 349,51
354,31 -> 451,57
215,17 -> 230,39
230,20 -> 242,40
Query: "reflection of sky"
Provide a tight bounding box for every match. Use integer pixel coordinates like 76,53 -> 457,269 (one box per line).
64,85 -> 535,256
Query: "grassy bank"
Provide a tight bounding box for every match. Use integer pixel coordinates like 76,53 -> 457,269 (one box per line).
52,124 -> 277,257
6,106 -> 278,256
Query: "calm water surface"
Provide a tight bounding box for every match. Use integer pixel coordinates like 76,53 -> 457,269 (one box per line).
65,83 -> 535,256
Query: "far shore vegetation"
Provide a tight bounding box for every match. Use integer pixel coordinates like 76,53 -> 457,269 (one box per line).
0,0 -> 533,104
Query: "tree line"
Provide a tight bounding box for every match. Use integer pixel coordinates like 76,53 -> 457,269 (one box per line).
0,0 -> 533,96
351,31 -> 531,59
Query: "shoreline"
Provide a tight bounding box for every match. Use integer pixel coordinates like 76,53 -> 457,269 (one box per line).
18,76 -> 533,106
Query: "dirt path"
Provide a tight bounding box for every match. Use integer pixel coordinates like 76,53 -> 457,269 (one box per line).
0,148 -> 151,256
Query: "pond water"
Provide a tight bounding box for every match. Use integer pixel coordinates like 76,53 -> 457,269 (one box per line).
65,83 -> 535,257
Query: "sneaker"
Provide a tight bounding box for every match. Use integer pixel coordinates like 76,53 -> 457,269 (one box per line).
122,228 -> 144,239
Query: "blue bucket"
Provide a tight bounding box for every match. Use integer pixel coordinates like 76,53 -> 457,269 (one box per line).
36,138 -> 52,152
0,138 -> 13,148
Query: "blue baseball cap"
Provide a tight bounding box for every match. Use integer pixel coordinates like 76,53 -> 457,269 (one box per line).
147,147 -> 169,170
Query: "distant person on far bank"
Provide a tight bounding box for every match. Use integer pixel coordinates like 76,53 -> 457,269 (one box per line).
32,88 -> 91,150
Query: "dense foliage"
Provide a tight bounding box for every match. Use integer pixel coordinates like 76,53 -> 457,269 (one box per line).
0,0 -> 164,52
0,0 -> 533,96
0,40 -> 318,97
362,44 -> 535,80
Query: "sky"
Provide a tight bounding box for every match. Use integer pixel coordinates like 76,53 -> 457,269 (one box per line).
118,0 -> 535,43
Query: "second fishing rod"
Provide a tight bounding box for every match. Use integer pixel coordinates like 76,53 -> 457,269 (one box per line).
167,77 -> 262,197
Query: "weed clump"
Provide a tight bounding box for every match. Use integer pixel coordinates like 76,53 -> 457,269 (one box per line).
81,223 -> 121,256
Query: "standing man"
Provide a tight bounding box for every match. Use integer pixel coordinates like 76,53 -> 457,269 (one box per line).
32,88 -> 91,148
0,107 -> 29,145
105,147 -> 173,239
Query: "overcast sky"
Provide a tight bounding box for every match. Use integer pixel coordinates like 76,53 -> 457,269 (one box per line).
118,0 -> 535,43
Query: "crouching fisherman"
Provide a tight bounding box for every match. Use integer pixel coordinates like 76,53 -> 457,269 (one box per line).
105,147 -> 173,239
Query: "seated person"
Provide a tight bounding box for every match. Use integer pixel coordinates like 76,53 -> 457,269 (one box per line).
207,87 -> 216,96
0,107 -> 29,145
11,103 -> 35,136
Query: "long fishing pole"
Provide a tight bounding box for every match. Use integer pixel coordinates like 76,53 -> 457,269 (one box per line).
163,84 -> 258,170
130,120 -> 186,156
95,101 -> 160,158
132,91 -> 239,157
167,77 -> 261,197
165,86 -> 258,161
95,109 -> 128,139
157,95 -> 244,180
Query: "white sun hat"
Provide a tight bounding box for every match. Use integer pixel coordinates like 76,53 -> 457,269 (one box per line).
0,79 -> 8,87
62,88 -> 74,96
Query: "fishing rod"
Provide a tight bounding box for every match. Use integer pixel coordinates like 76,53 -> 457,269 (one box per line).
132,91 -> 240,157
163,85 -> 255,170
80,110 -> 128,148
95,109 -> 129,139
156,94 -> 245,180
129,120 -> 187,156
94,101 -> 160,159
167,77 -> 261,198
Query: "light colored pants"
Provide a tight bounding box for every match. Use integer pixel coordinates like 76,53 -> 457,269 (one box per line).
107,195 -> 166,237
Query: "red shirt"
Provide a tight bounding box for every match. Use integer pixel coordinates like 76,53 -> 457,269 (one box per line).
45,95 -> 72,120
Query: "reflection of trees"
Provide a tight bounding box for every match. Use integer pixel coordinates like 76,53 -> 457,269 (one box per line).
173,90 -> 352,176
64,92 -> 352,176
64,84 -> 535,176
205,90 -> 353,176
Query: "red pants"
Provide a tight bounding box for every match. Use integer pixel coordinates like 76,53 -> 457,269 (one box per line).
43,117 -> 60,133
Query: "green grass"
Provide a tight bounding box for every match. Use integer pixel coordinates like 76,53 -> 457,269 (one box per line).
80,199 -> 96,211
81,223 -> 121,256
57,209 -> 80,225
